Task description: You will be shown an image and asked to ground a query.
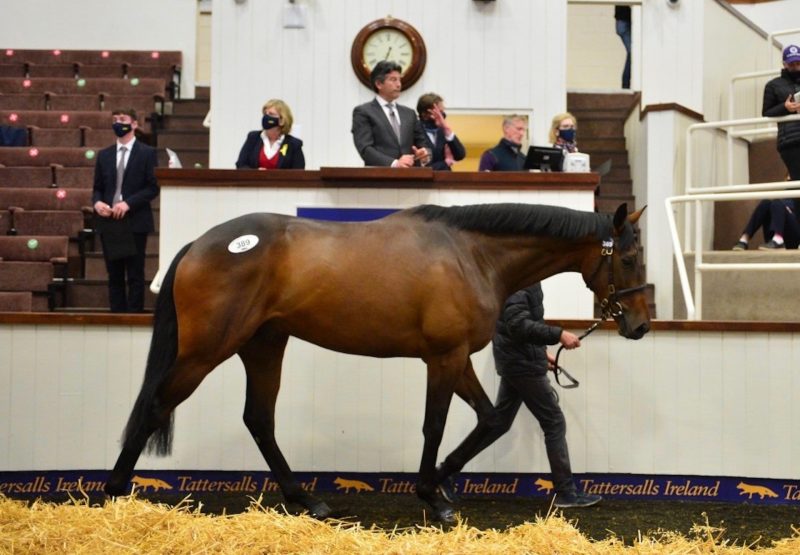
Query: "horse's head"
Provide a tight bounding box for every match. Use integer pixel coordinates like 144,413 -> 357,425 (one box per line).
582,204 -> 651,339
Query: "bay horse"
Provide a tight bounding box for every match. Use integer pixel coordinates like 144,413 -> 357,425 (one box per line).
105,202 -> 650,522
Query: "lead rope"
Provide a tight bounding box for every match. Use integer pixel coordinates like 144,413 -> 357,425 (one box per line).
552,319 -> 602,389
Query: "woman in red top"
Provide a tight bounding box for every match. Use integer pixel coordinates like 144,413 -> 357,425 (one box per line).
236,99 -> 306,169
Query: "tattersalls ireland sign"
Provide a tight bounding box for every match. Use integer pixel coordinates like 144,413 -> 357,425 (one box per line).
0,471 -> 797,505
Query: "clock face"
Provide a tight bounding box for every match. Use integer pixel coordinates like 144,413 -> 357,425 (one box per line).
362,29 -> 413,74
351,18 -> 427,90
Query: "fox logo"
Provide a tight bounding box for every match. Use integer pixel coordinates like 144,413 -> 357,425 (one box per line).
535,478 -> 554,494
736,481 -> 777,500
131,475 -> 173,492
333,477 -> 374,493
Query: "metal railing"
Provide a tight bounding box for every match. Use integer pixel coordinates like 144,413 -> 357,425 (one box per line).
683,113 -> 800,250
666,186 -> 800,320
673,111 -> 800,319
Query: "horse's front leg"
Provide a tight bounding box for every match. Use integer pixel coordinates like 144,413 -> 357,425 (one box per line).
416,348 -> 468,524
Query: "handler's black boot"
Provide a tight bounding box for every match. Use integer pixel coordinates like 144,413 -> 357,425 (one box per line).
554,491 -> 602,508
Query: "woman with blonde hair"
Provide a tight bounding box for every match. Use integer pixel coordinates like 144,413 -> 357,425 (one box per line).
236,98 -> 305,169
549,112 -> 579,155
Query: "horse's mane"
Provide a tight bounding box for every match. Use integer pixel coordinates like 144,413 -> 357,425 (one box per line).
408,203 -> 629,245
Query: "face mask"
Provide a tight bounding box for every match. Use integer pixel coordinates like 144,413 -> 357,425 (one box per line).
558,128 -> 576,142
262,114 -> 280,130
112,121 -> 132,138
788,69 -> 800,82
422,119 -> 438,130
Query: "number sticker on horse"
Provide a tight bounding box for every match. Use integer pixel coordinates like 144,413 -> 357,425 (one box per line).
228,234 -> 259,253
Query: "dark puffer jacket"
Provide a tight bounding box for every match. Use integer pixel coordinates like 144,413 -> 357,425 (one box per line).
762,69 -> 800,151
492,283 -> 563,377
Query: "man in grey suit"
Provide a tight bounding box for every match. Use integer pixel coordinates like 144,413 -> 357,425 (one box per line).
352,60 -> 430,167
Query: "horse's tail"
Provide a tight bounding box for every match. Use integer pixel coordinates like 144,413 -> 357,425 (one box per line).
122,242 -> 193,456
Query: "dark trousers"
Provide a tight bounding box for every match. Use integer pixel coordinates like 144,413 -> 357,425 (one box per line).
780,144 -> 800,181
742,199 -> 800,248
469,372 -> 575,496
103,233 -> 148,313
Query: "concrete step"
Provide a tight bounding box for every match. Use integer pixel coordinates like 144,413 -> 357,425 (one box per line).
597,179 -> 632,196
576,118 -> 625,137
580,137 -> 626,151
603,165 -> 632,181
676,250 -> 800,321
596,194 -> 635,214
567,91 -> 639,111
160,114 -> 207,131
172,99 -> 209,116
158,130 -> 209,149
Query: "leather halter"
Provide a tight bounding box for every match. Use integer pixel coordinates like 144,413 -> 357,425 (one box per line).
584,237 -> 648,320
552,236 -> 647,389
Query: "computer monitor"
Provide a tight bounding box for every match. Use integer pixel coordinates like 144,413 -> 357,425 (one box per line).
524,146 -> 564,172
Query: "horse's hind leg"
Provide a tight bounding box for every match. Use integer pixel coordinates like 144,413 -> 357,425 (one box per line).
238,328 -> 331,519
106,353 -> 220,496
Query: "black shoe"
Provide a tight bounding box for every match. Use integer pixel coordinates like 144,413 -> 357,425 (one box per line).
436,468 -> 459,504
758,240 -> 785,250
554,491 -> 602,508
732,241 -> 748,251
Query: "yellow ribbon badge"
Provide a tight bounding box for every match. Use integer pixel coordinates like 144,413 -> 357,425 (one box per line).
280,144 -> 288,157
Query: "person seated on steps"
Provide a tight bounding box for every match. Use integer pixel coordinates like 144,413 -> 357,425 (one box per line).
732,197 -> 800,250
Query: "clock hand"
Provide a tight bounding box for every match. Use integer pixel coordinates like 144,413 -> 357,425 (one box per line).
384,46 -> 392,60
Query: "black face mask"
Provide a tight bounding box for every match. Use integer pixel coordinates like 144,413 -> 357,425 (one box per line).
262,114 -> 280,130
788,69 -> 800,82
422,119 -> 438,130
112,122 -> 132,138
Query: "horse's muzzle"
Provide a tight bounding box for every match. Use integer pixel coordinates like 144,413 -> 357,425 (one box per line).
619,320 -> 650,340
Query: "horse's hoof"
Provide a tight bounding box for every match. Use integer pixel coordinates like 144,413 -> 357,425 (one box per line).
434,505 -> 456,525
104,479 -> 128,497
308,500 -> 332,519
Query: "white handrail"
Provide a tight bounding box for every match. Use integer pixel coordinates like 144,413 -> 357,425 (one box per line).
666,187 -> 800,320
683,113 -> 800,253
686,113 -> 800,192
726,69 -> 779,184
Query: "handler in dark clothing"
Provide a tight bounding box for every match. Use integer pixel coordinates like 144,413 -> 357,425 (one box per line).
732,44 -> 800,250
440,283 -> 602,508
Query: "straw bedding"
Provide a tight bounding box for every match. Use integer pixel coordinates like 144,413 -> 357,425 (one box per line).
1,493 -> 798,554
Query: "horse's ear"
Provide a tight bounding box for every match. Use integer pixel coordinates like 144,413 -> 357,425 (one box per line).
628,205 -> 647,225
613,203 -> 628,232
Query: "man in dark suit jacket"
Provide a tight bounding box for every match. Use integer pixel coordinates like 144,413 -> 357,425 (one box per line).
92,109 -> 159,313
351,60 -> 430,167
416,92 -> 466,171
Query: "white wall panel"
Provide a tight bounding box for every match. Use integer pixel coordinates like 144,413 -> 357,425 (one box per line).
210,0 -> 566,169
4,324 -> 798,480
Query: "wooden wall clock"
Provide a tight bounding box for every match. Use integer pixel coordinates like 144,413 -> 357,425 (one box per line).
350,16 -> 427,90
